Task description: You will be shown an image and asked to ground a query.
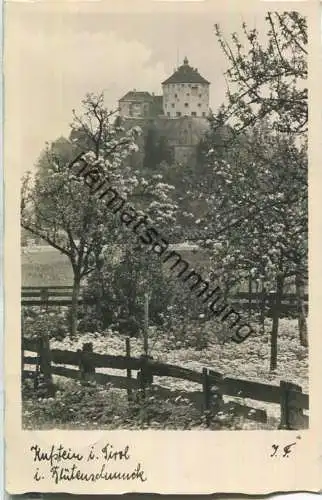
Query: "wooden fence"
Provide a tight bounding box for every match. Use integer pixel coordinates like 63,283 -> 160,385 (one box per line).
22,286 -> 79,307
22,336 -> 309,430
21,286 -> 308,316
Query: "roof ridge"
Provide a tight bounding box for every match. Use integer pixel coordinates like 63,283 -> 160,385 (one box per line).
161,61 -> 210,85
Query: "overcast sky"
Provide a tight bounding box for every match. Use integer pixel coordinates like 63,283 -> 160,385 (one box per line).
5,3 -> 267,174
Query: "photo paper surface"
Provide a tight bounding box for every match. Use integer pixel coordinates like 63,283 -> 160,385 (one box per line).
4,0 -> 322,494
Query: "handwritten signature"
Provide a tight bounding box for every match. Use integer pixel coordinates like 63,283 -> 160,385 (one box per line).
270,442 -> 297,458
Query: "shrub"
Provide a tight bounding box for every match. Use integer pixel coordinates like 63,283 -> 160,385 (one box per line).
77,314 -> 103,334
83,245 -> 174,333
22,308 -> 69,341
22,380 -> 226,430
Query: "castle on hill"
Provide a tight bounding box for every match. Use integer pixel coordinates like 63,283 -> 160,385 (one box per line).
118,57 -> 212,166
119,57 -> 210,119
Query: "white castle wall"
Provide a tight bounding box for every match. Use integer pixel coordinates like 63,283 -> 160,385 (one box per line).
162,82 -> 209,118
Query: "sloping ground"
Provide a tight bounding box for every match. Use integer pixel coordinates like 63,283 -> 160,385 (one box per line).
49,318 -> 308,428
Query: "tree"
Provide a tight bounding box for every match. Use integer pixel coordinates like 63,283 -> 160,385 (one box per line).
202,124 -> 307,363
84,241 -> 174,336
213,12 -> 307,136
21,94 -> 141,336
21,93 -> 179,337
195,12 -> 307,367
143,127 -> 173,169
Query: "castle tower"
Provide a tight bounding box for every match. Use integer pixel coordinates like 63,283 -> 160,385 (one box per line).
161,57 -> 210,118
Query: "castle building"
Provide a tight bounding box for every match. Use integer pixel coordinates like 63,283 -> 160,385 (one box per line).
162,57 -> 210,118
118,91 -> 163,118
118,57 -> 210,120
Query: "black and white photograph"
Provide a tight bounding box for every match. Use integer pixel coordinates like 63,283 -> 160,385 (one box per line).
6,0 -> 322,494
14,5 -> 310,433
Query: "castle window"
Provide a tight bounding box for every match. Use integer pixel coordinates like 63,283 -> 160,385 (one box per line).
186,93 -> 190,97
191,112 -> 197,117
198,103 -> 201,107
176,111 -> 181,117
202,112 -> 206,117
167,112 -> 170,117
199,94 -> 202,98
184,103 -> 189,107
171,103 -> 175,108
174,93 -> 178,98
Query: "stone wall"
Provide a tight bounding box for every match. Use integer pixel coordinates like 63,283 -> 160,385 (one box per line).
120,115 -> 211,167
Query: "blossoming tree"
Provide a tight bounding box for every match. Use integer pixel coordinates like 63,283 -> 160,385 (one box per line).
21,93 -> 178,336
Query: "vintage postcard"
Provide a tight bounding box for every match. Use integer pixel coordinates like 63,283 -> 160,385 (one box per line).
4,0 -> 322,495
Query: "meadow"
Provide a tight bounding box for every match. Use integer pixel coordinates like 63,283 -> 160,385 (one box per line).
22,318 -> 308,430
21,246 -> 308,430
22,246 -> 73,286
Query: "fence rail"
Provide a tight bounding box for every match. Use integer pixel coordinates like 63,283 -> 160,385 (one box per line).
21,286 -> 308,314
22,336 -> 309,430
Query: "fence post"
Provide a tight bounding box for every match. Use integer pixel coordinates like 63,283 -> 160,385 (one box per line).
137,356 -> 147,399
125,337 -> 132,402
259,286 -> 266,333
279,381 -> 305,429
79,342 -> 95,384
143,292 -> 149,356
208,369 -> 224,412
202,368 -> 210,426
40,288 -> 49,311
248,275 -> 252,319
21,337 -> 24,381
137,354 -> 154,398
38,334 -> 55,396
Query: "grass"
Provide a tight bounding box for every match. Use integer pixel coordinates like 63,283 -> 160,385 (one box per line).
22,380 -> 227,430
22,247 -> 73,286
22,317 -> 308,430
21,245 -> 300,294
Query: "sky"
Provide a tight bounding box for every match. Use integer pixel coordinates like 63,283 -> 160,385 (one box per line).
5,3 -> 266,175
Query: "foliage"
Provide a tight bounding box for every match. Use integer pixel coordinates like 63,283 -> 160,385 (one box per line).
22,317 -> 308,430
48,318 -> 307,392
191,12 -> 309,361
143,127 -> 173,169
21,93 -> 178,336
21,378 -> 246,430
83,245 -> 173,333
214,12 -> 307,135
199,124 -> 307,292
196,12 -> 308,290
22,308 -> 69,341
21,94 -> 140,335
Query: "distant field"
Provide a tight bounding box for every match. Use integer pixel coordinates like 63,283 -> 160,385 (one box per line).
21,244 -> 301,293
21,248 -> 73,286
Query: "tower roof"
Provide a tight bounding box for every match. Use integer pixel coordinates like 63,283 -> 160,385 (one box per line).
162,57 -> 210,85
119,91 -> 153,102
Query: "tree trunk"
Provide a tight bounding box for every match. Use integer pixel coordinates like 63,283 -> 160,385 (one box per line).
94,255 -> 104,323
295,273 -> 308,347
70,272 -> 81,337
248,275 -> 252,320
260,284 -> 266,335
270,275 -> 284,371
